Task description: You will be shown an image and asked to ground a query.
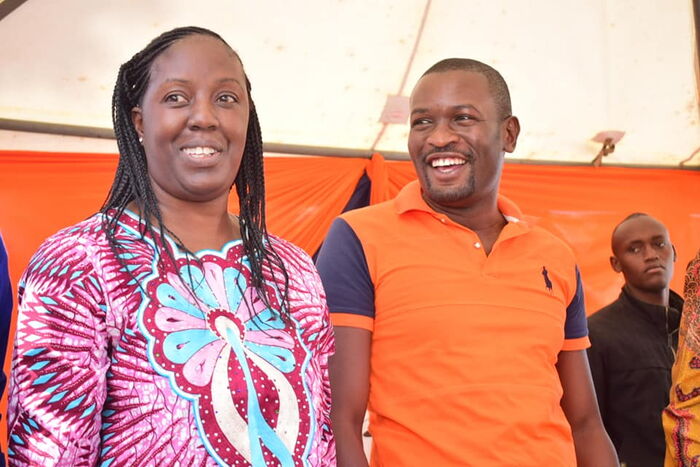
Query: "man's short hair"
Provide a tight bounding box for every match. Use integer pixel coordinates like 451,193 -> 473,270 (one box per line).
422,58 -> 512,119
611,212 -> 655,254
611,212 -> 650,240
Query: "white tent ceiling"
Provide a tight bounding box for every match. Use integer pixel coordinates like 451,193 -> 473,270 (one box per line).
0,0 -> 698,166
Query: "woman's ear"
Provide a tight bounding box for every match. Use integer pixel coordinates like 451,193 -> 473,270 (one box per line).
132,106 -> 144,141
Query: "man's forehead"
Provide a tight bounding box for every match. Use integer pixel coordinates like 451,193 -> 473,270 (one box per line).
411,70 -> 489,98
614,216 -> 669,244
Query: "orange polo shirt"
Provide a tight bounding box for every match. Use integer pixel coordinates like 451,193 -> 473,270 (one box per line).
316,181 -> 590,466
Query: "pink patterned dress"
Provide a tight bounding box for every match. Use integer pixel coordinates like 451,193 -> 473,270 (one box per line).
8,211 -> 335,466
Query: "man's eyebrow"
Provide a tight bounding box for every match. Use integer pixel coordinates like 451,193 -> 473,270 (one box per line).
410,104 -> 480,116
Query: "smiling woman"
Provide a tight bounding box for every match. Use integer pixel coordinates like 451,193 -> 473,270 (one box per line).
6,27 -> 335,466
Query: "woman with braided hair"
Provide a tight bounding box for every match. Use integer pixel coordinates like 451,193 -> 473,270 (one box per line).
8,26 -> 335,466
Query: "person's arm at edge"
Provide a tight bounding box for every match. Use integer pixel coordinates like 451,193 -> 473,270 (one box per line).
330,326 -> 371,467
663,251 -> 700,464
585,324 -> 608,427
557,349 -> 618,467
0,235 -> 11,467
316,218 -> 374,467
7,236 -> 108,465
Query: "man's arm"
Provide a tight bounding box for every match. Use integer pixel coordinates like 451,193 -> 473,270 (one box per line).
330,326 -> 371,467
556,349 -> 617,467
585,327 -> 608,425
316,218 -> 376,466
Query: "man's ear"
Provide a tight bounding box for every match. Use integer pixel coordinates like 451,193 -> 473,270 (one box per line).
610,255 -> 622,273
503,115 -> 520,153
131,106 -> 144,141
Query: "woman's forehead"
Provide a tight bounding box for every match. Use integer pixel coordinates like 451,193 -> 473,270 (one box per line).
149,34 -> 243,78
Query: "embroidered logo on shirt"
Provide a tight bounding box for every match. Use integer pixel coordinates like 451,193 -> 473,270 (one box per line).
542,266 -> 553,292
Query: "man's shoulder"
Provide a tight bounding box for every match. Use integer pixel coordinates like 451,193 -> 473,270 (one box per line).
514,222 -> 579,275
524,222 -> 576,257
341,199 -> 397,221
339,199 -> 401,234
588,298 -> 625,327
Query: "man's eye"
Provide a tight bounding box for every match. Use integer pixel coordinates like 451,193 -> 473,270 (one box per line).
454,114 -> 477,124
630,247 -> 641,253
411,118 -> 431,128
657,241 -> 666,248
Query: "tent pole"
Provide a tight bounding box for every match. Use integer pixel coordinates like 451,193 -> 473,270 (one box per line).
0,117 -> 698,169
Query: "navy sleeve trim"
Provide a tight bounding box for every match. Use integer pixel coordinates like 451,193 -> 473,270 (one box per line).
315,218 -> 375,319
564,266 -> 588,339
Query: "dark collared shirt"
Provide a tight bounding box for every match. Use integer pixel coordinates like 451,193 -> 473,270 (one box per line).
588,287 -> 683,467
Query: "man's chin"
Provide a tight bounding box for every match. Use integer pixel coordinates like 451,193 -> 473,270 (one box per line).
422,183 -> 474,205
638,280 -> 671,294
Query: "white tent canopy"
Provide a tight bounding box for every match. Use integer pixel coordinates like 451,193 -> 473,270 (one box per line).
0,0 -> 698,166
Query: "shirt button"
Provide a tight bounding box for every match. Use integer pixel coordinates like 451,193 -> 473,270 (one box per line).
474,242 -> 481,249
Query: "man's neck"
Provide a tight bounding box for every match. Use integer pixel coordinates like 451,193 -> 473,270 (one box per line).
625,285 -> 670,307
424,194 -> 506,255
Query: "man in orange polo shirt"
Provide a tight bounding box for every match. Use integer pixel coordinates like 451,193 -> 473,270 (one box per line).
316,58 -> 617,466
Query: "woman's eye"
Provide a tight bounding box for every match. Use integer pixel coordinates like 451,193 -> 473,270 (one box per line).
218,94 -> 239,104
164,94 -> 186,103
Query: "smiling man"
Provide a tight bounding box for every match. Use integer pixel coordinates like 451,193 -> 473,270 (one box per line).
316,58 -> 617,466
587,213 -> 681,467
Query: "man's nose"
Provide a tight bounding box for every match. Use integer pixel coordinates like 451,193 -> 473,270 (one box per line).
643,244 -> 660,261
426,121 -> 459,148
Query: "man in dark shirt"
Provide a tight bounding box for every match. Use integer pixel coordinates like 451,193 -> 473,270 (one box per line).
588,213 -> 681,467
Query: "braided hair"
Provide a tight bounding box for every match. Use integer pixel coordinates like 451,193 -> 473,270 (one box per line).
102,26 -> 289,315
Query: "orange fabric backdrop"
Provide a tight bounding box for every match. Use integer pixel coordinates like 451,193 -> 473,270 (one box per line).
0,150 -> 699,453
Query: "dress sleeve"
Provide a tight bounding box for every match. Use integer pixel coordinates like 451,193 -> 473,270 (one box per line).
8,235 -> 109,466
274,238 -> 336,466
315,218 -> 375,331
664,251 -> 700,464
308,274 -> 336,466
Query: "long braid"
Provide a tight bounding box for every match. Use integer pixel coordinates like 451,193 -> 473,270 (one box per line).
101,26 -> 290,316
236,92 -> 290,313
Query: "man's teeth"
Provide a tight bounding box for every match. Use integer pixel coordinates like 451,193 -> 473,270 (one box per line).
431,158 -> 466,168
183,146 -> 217,157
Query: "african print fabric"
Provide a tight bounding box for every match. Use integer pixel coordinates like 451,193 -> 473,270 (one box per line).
8,211 -> 335,466
664,249 -> 700,466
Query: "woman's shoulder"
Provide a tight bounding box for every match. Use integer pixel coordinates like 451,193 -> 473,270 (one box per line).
20,214 -> 110,294
29,214 -> 106,264
267,234 -> 315,270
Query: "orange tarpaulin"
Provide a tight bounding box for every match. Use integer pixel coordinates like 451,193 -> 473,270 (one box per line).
0,150 -> 699,454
